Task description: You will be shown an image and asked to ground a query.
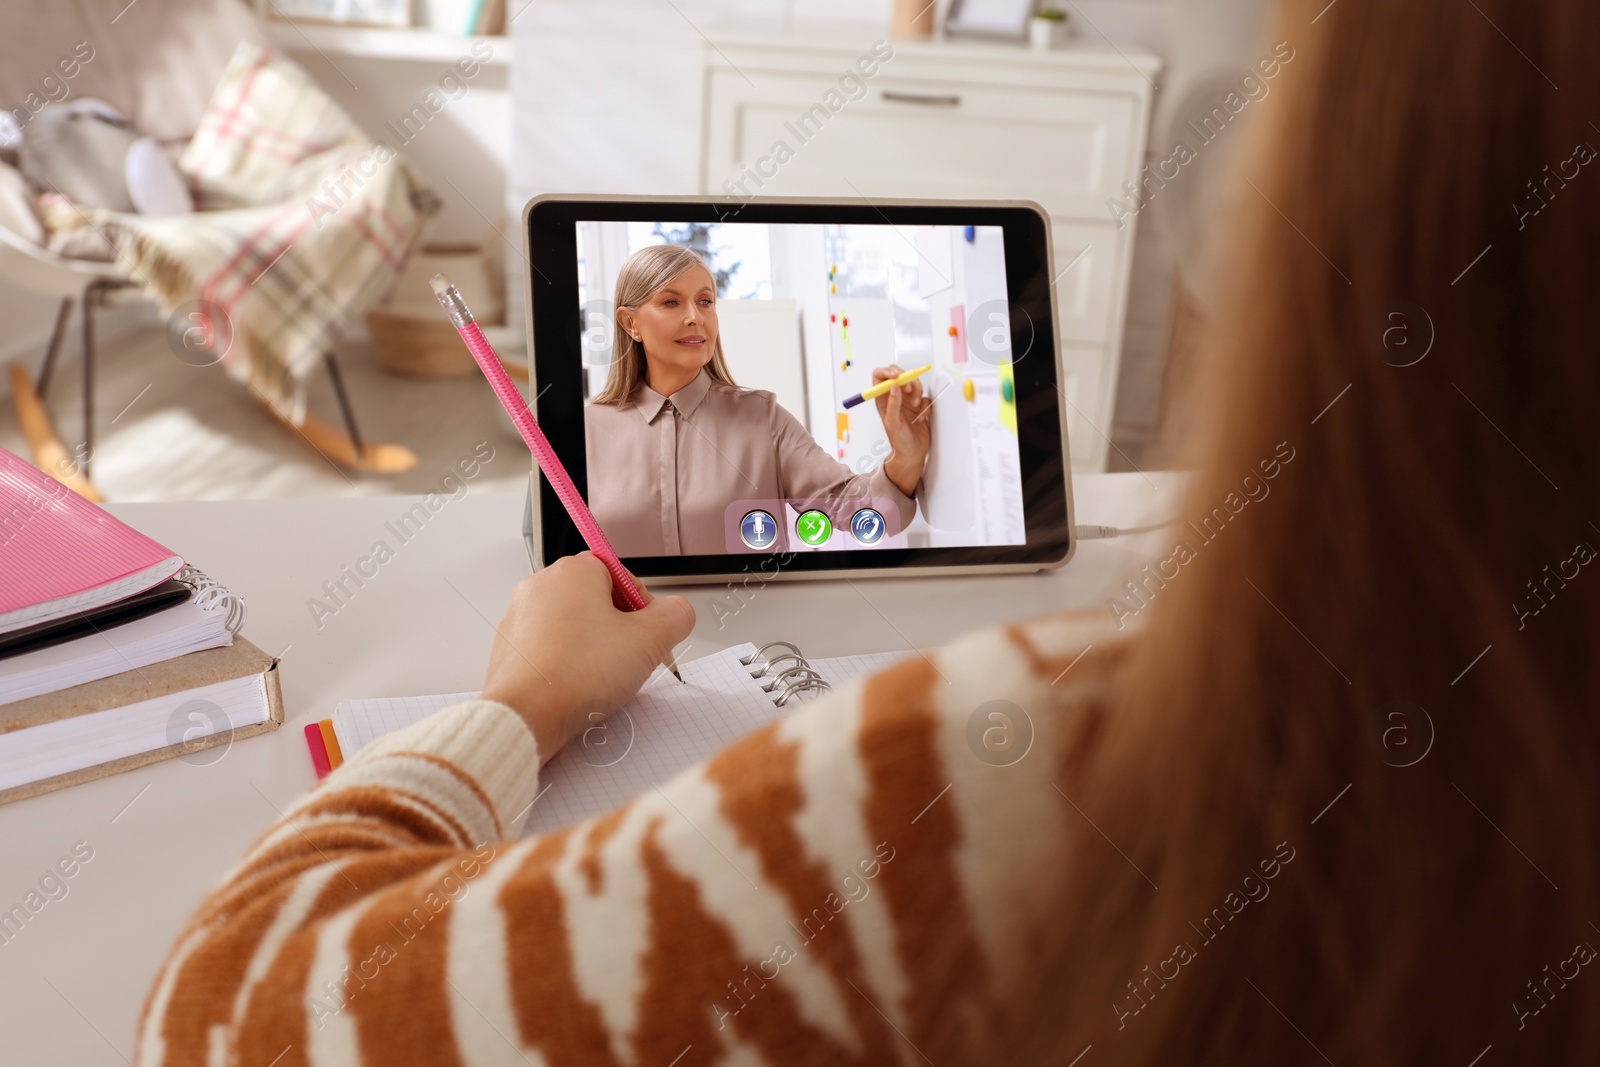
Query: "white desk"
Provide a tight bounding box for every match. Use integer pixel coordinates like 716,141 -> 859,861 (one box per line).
0,472 -> 1179,1064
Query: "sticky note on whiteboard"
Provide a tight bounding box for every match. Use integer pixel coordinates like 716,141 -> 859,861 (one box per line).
950,305 -> 966,362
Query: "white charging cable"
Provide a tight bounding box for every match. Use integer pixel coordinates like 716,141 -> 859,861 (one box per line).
1074,519 -> 1184,540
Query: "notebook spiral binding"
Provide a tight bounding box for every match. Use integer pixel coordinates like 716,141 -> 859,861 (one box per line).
741,641 -> 831,707
175,565 -> 247,635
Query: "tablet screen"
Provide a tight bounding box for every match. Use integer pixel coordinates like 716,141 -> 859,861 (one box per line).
574,219 -> 1029,558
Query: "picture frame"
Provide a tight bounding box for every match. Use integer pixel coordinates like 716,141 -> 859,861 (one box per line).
944,0 -> 1039,39
264,0 -> 411,30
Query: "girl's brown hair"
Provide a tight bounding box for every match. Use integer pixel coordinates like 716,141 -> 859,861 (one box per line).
1014,0 -> 1600,1060
592,243 -> 738,405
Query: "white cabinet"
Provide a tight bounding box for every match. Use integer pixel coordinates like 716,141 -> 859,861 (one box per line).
699,34 -> 1160,471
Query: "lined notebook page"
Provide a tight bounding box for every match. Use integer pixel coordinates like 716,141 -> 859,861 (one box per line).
334,644 -> 909,837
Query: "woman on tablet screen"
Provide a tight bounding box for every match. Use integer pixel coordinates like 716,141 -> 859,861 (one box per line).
583,244 -> 930,556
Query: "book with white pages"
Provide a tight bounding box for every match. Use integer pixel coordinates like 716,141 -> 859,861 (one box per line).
0,636 -> 283,804
332,642 -> 907,837
0,567 -> 246,705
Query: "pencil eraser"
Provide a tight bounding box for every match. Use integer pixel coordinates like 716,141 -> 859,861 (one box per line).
428,273 -> 452,296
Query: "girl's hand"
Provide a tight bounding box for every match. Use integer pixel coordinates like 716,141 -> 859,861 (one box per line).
480,553 -> 695,766
872,364 -> 933,496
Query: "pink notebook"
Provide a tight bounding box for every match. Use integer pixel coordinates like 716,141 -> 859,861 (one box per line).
0,447 -> 184,635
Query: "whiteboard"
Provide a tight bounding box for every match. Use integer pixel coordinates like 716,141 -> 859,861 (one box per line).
717,298 -> 806,425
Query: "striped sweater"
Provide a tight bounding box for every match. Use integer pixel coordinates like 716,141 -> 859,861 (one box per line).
136,613 -> 1124,1066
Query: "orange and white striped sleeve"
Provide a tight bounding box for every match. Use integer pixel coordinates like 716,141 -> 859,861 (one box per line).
134,613 -> 1126,1067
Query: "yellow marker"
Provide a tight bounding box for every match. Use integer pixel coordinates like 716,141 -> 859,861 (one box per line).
842,363 -> 932,410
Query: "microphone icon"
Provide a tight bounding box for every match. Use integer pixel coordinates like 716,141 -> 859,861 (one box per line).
740,509 -> 779,550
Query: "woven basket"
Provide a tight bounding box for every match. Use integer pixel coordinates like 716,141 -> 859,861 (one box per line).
365,307 -> 478,378
368,244 -> 505,377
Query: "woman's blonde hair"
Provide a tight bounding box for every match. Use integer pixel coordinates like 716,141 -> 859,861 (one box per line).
592,244 -> 737,405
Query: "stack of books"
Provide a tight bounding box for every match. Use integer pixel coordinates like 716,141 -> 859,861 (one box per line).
0,447 -> 282,805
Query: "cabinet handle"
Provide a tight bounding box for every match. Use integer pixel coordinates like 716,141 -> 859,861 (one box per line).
880,89 -> 962,107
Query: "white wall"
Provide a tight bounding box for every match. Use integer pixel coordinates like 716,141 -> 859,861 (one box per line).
287,48 -> 512,252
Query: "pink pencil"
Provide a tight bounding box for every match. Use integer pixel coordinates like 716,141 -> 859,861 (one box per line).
430,273 -> 683,682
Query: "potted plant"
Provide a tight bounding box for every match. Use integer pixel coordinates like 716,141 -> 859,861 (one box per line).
1029,5 -> 1070,49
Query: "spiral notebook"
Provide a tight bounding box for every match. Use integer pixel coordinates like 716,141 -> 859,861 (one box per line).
0,566 -> 247,705
331,642 -> 906,836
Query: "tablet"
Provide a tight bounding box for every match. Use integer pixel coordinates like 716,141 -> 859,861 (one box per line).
522,194 -> 1075,583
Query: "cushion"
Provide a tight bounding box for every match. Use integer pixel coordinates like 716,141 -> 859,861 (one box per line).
19,99 -> 139,212
125,136 -> 193,216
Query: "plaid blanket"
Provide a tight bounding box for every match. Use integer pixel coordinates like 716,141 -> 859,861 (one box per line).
96,43 -> 434,423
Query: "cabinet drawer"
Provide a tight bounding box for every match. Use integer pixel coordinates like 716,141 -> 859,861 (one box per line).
704,70 -> 1137,220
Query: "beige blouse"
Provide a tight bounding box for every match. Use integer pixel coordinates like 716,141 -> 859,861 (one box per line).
584,369 -> 918,556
